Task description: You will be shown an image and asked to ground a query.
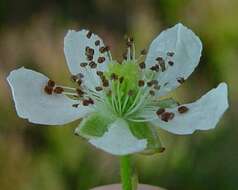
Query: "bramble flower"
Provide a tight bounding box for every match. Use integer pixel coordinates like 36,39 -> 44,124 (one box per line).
7,23 -> 228,155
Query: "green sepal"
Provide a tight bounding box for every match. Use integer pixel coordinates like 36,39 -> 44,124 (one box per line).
128,122 -> 164,155
75,113 -> 113,139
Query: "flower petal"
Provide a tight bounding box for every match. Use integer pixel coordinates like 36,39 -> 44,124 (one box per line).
64,30 -> 110,90
7,67 -> 92,125
89,119 -> 147,155
150,83 -> 229,134
145,23 -> 202,96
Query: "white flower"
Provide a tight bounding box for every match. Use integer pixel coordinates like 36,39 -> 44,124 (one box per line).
7,23 -> 229,155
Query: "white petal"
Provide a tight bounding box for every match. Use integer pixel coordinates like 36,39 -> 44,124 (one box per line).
145,23 -> 202,96
150,83 -> 229,135
89,119 -> 147,155
7,67 -> 92,125
64,30 -> 110,90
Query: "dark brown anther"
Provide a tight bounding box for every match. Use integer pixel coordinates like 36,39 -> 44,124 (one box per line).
158,147 -> 166,153
72,104 -> 79,108
86,31 -> 92,39
177,77 -> 185,84
53,87 -> 64,94
122,52 -> 127,60
89,61 -> 97,69
85,48 -> 94,56
150,64 -> 160,72
82,99 -> 89,106
77,79 -> 82,86
102,80 -> 109,87
76,89 -> 84,97
119,76 -> 124,83
104,46 -> 110,51
156,108 -> 165,116
71,75 -> 78,82
156,57 -> 164,62
138,80 -> 145,87
167,52 -> 175,57
95,40 -> 100,46
80,62 -> 88,67
96,71 -> 104,76
95,86 -> 103,91
87,55 -> 93,61
99,47 -> 105,53
128,90 -> 134,96
147,81 -> 153,87
110,73 -> 118,80
154,84 -> 161,90
168,61 -> 174,66
149,90 -> 155,96
161,112 -> 175,122
47,80 -> 55,88
159,62 -> 166,72
139,62 -> 146,69
44,86 -> 53,95
88,98 -> 94,104
97,57 -> 106,63
178,106 -> 189,113
140,49 -> 147,55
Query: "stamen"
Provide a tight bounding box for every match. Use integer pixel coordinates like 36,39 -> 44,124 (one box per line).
177,77 -> 185,84
96,71 -> 104,76
86,31 -> 92,39
87,55 -> 93,61
53,87 -> 64,94
97,57 -> 106,63
150,64 -> 160,72
89,61 -> 97,69
72,104 -> 79,108
95,40 -> 100,46
76,89 -> 84,97
167,52 -> 175,57
154,84 -> 161,90
161,112 -> 175,122
102,80 -> 109,87
80,62 -> 88,67
138,80 -> 145,87
149,90 -> 155,96
139,62 -> 146,69
110,73 -> 118,80
95,86 -> 103,91
47,80 -> 55,87
44,86 -> 53,95
147,81 -> 153,87
168,61 -> 174,66
156,108 -> 165,116
178,106 -> 189,113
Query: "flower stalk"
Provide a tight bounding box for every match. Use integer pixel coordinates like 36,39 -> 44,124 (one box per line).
120,155 -> 138,190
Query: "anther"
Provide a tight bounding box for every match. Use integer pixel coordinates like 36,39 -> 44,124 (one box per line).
102,80 -> 109,87
119,76 -> 124,83
156,108 -> 165,116
149,90 -> 155,96
82,99 -> 89,106
140,49 -> 147,55
89,61 -> 97,69
53,87 -> 64,94
96,71 -> 104,76
154,84 -> 161,90
85,47 -> 94,56
95,40 -> 100,46
47,80 -> 55,88
128,90 -> 134,96
178,106 -> 189,113
147,81 -> 153,87
138,80 -> 145,87
80,62 -> 88,67
77,79 -> 82,86
139,62 -> 146,69
159,61 -> 166,72
110,73 -> 118,80
44,86 -> 53,95
76,89 -> 84,97
177,77 -> 185,84
156,57 -> 164,62
72,104 -> 79,108
87,55 -> 93,61
95,86 -> 103,91
161,112 -> 175,122
86,31 -> 92,39
158,147 -> 166,153
97,57 -> 106,63
168,61 -> 174,66
150,64 -> 160,72
88,98 -> 94,105
167,52 -> 175,57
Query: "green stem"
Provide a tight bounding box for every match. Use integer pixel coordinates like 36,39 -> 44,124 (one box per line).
120,155 -> 138,190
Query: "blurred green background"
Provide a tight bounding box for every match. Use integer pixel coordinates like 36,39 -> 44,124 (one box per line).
0,0 -> 237,190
